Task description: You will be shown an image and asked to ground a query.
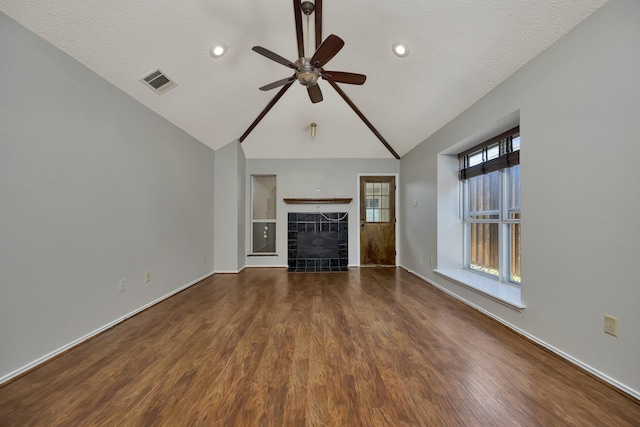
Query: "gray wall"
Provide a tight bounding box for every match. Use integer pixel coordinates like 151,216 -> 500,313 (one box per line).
0,13 -> 216,382
245,158 -> 400,267
399,0 -> 640,397
237,144 -> 246,269
213,140 -> 246,273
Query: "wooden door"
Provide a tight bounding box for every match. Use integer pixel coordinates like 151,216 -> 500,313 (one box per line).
360,176 -> 396,266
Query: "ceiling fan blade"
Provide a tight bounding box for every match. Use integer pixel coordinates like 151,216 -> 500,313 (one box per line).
307,84 -> 323,103
310,34 -> 344,68
315,0 -> 323,50
252,46 -> 297,69
322,71 -> 366,85
293,0 -> 305,58
259,76 -> 296,91
239,79 -> 295,143
327,80 -> 400,159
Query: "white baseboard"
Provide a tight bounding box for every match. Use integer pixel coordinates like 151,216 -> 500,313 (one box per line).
0,271 -> 215,386
214,269 -> 245,274
244,265 -> 288,269
399,264 -> 640,401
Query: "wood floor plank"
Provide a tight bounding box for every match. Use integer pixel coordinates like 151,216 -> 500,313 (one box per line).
1,267 -> 639,426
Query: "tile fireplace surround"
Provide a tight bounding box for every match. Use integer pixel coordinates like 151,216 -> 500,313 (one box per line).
288,212 -> 348,272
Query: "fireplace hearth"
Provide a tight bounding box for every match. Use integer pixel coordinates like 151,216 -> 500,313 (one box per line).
288,212 -> 348,272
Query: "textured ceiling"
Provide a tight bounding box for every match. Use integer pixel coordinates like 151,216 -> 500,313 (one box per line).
0,0 -> 608,158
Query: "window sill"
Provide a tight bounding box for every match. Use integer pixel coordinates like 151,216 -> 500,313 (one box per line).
433,269 -> 525,311
247,253 -> 278,257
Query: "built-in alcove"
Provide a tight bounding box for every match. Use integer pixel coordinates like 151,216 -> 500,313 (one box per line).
287,212 -> 348,272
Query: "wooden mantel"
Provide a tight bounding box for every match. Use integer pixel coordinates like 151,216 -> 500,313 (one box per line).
283,197 -> 353,204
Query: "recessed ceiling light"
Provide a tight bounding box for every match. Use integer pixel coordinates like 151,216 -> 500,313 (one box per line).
210,44 -> 226,58
392,42 -> 409,57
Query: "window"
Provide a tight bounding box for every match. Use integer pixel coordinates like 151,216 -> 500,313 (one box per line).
251,175 -> 276,253
364,181 -> 391,222
460,127 -> 520,284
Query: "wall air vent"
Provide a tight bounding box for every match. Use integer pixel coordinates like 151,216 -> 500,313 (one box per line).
140,69 -> 177,95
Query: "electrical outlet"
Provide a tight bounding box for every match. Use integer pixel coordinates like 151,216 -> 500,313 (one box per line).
145,272 -> 151,283
429,257 -> 434,266
419,257 -> 424,265
203,254 -> 207,262
119,279 -> 126,292
604,315 -> 618,337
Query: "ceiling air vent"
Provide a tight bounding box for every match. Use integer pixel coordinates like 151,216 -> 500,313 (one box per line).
140,69 -> 177,95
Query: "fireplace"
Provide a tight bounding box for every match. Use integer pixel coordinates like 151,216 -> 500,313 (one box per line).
288,212 -> 348,272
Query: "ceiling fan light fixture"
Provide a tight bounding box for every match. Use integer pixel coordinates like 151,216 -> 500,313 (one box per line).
295,58 -> 319,86
210,44 -> 226,58
392,42 -> 409,57
297,71 -> 318,86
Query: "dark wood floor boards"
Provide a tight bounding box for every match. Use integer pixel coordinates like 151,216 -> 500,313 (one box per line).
1,267 -> 639,426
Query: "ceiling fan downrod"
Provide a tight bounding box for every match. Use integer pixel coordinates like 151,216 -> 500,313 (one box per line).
298,1 -> 319,86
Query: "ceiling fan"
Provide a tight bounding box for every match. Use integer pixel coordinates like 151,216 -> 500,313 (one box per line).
239,0 -> 399,159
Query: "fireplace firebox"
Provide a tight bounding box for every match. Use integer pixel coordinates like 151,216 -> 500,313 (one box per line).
288,212 -> 348,272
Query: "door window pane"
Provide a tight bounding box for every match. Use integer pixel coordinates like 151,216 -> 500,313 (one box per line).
365,181 -> 391,223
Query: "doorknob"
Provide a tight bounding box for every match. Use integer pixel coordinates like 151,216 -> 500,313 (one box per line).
361,220 -> 365,228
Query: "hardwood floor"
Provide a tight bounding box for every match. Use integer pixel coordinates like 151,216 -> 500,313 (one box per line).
1,268 -> 638,426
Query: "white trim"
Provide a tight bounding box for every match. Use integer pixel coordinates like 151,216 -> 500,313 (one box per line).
214,266 -> 247,274
0,271 -> 216,386
245,264 -> 288,268
356,173 -> 400,267
434,269 -> 524,310
400,265 -> 640,401
215,264 -> 247,274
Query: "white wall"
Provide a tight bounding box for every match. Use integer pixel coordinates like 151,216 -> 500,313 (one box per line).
400,0 -> 640,397
245,158 -> 400,267
0,13 -> 216,382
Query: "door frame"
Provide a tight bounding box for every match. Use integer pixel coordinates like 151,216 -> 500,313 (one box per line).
356,173 -> 400,266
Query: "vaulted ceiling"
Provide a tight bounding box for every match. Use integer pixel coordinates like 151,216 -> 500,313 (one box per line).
0,1 -> 608,158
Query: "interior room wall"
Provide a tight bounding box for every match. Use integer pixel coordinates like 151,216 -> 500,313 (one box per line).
214,140 -> 246,273
236,143 -> 247,270
0,12 -> 216,383
399,0 -> 640,397
245,158 -> 400,267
